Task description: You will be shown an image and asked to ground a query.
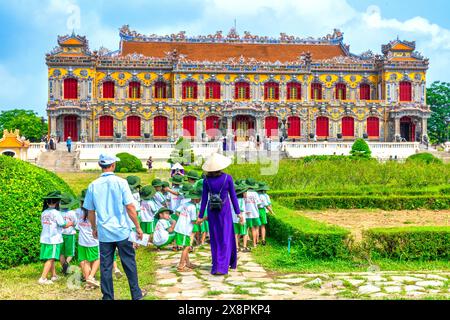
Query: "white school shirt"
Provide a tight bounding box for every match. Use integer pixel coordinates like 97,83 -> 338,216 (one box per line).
153,191 -> 167,210
260,193 -> 271,207
61,209 -> 78,235
140,199 -> 157,222
153,219 -> 171,246
40,208 -> 66,245
75,208 -> 99,247
174,202 -> 197,236
232,197 -> 247,224
245,190 -> 262,219
125,192 -> 141,230
169,187 -> 182,211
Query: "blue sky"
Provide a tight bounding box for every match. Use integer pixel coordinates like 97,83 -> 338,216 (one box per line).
0,0 -> 449,116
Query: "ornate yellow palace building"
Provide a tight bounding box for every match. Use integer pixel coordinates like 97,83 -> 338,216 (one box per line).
46,25 -> 430,142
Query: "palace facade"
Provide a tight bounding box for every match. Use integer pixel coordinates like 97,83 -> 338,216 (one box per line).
46,25 -> 430,142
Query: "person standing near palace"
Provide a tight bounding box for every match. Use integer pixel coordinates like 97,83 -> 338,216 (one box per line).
66,136 -> 72,153
196,153 -> 243,275
83,154 -> 146,300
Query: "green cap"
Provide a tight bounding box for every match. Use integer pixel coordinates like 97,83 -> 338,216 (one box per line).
245,178 -> 257,188
257,183 -> 270,191
161,181 -> 169,188
184,190 -> 202,200
156,207 -> 173,216
126,176 -> 141,189
151,179 -> 163,187
193,179 -> 204,193
169,174 -> 184,185
235,185 -> 248,195
80,189 -> 87,201
185,170 -> 201,181
43,191 -> 62,200
60,192 -> 75,209
179,183 -> 194,195
140,185 -> 156,200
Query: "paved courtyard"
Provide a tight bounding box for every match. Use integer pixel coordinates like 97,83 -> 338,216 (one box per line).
151,246 -> 450,300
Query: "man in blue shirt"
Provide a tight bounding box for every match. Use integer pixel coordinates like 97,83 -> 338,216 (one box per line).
84,153 -> 145,300
66,136 -> 72,153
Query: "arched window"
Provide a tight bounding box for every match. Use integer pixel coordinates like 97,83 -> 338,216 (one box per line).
335,83 -> 347,100
399,81 -> 412,102
205,81 -> 221,100
264,82 -> 280,100
206,116 -> 221,137
235,82 -> 250,100
129,82 -> 141,99
288,116 -> 301,137
287,82 -> 302,100
183,116 -> 196,137
182,81 -> 198,99
99,116 -> 114,137
265,117 -> 279,137
342,117 -> 355,137
103,81 -> 115,99
154,81 -> 167,99
316,117 -> 329,137
360,83 -> 371,100
311,83 -> 322,100
153,116 -> 168,137
64,78 -> 78,99
127,116 -> 141,137
367,117 -> 379,137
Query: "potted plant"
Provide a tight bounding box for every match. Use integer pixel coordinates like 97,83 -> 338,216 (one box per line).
309,133 -> 315,139
363,133 -> 369,139
337,133 -> 343,139
115,132 -> 122,139
144,133 -> 150,139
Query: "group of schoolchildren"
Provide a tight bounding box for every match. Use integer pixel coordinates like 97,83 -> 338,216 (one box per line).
38,170 -> 274,284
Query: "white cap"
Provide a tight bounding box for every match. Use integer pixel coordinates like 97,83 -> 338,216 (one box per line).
202,153 -> 232,172
99,153 -> 121,165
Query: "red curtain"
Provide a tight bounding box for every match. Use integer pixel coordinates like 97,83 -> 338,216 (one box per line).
153,116 -> 168,137
360,83 -> 370,100
287,82 -> 302,100
316,117 -> 329,137
342,117 -> 354,137
127,116 -> 141,137
399,81 -> 412,102
311,83 -> 322,100
264,82 -> 280,100
103,81 -> 115,99
154,81 -> 167,98
182,81 -> 198,99
367,117 -> 379,137
129,82 -> 141,99
64,78 -> 78,99
288,116 -> 301,137
205,81 -> 221,99
235,82 -> 250,99
64,115 -> 78,141
99,116 -> 114,137
206,116 -> 220,137
335,83 -> 347,100
265,117 -> 278,137
183,116 -> 196,137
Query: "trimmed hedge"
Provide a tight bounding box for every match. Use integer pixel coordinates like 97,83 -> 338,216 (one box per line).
278,195 -> 450,210
268,203 -> 351,259
0,156 -> 74,269
407,153 -> 443,164
363,226 -> 450,260
115,152 -> 145,173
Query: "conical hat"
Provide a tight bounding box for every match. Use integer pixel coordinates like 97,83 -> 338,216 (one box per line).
172,163 -> 184,170
202,153 -> 232,172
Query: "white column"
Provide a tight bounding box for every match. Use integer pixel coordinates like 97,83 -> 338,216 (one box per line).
422,118 -> 428,137
395,117 -> 400,137
226,116 -> 233,135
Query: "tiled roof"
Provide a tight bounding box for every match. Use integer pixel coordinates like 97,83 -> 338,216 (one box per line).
120,41 -> 347,62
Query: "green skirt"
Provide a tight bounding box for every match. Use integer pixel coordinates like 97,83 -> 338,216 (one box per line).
233,223 -> 248,236
78,245 -> 99,262
247,217 -> 262,228
259,208 -> 268,225
201,220 -> 209,233
40,243 -> 62,261
192,223 -> 201,233
140,221 -> 155,234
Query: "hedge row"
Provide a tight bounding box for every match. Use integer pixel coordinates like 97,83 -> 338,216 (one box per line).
267,203 -> 351,259
277,195 -> 450,210
363,227 -> 450,260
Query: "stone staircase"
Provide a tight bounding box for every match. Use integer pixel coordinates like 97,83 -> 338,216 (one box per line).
418,146 -> 450,163
36,146 -> 80,172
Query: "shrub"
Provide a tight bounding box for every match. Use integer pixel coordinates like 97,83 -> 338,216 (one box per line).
350,138 -> 372,159
119,168 -> 129,173
406,153 -> 443,164
268,203 -> 351,259
114,152 -> 143,173
0,156 -> 74,269
302,155 -> 350,163
363,226 -> 450,260
278,195 -> 450,210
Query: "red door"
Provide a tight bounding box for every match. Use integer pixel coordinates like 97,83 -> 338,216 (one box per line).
367,117 -> 379,137
127,116 -> 141,137
288,116 -> 301,137
342,117 -> 355,137
64,115 -> 78,141
316,117 -> 329,138
183,116 -> 196,137
265,117 -> 279,137
206,116 -> 220,137
153,116 -> 168,137
99,116 -> 114,137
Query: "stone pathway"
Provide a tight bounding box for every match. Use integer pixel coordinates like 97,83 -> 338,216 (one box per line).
151,246 -> 450,300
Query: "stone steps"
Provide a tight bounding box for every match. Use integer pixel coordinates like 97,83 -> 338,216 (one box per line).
36,150 -> 80,172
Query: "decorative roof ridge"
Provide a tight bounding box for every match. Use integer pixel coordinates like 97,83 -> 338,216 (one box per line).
382,39 -> 416,54
119,25 -> 345,45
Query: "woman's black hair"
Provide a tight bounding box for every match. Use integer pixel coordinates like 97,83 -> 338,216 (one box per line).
206,170 -> 223,177
81,200 -> 89,221
43,198 -> 60,211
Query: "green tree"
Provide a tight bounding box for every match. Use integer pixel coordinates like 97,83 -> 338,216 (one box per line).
350,138 -> 372,159
0,109 -> 47,142
426,81 -> 450,144
168,137 -> 194,165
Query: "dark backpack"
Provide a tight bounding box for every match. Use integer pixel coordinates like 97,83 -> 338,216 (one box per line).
205,175 -> 228,211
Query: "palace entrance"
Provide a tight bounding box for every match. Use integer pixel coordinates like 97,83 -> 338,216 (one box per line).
400,116 -> 416,142
232,115 -> 255,141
